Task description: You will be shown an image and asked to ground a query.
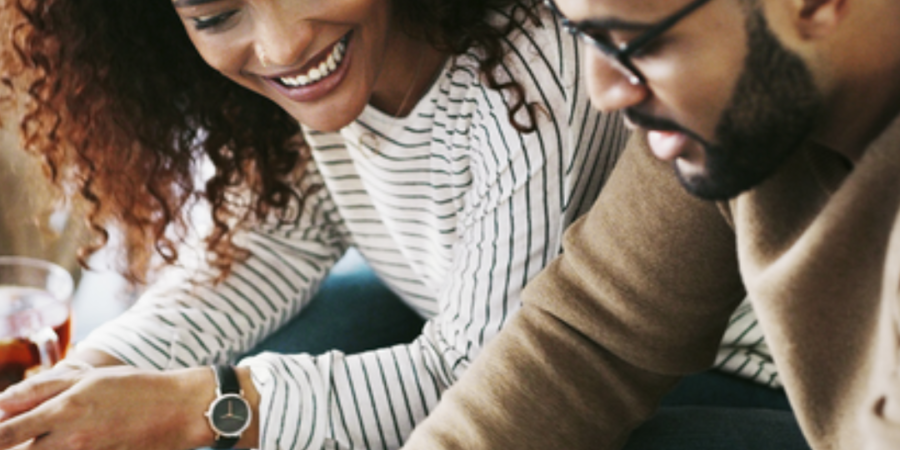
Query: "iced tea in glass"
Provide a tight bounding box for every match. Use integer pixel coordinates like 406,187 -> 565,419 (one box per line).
0,257 -> 73,391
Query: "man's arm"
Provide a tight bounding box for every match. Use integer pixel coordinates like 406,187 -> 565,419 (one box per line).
403,135 -> 746,449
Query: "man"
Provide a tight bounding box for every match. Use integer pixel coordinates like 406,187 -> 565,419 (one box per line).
402,0 -> 900,449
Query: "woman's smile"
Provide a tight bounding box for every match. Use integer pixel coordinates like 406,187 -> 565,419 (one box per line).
262,31 -> 354,104
175,0 -> 403,132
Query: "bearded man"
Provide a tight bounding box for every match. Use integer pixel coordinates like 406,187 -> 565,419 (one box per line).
403,0 -> 900,449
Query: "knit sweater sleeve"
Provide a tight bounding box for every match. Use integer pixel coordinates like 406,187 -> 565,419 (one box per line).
403,135 -> 747,450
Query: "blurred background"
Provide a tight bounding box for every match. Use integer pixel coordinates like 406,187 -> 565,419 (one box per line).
0,103 -> 129,341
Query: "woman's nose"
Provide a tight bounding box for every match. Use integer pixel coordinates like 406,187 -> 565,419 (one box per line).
584,52 -> 649,113
254,13 -> 313,69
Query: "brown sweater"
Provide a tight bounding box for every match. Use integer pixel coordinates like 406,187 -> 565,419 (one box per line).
403,114 -> 900,450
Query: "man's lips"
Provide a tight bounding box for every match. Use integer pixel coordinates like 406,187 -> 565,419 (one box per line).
624,108 -> 706,162
646,130 -> 689,161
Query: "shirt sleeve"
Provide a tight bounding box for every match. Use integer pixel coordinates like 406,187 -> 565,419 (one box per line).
239,15 -> 629,450
77,165 -> 349,369
402,135 -> 747,450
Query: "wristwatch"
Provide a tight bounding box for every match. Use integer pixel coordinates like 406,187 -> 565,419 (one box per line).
205,364 -> 252,449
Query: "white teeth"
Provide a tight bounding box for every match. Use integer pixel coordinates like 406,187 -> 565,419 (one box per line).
278,35 -> 348,88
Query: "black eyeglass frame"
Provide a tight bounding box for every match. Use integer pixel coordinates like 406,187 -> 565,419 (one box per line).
544,0 -> 715,85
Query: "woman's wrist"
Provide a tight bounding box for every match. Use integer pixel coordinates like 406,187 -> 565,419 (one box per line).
52,359 -> 94,372
65,347 -> 126,368
167,366 -> 220,449
167,365 -> 260,449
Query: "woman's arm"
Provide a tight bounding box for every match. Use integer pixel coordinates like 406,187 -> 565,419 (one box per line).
76,167 -> 348,371
0,167 -> 345,449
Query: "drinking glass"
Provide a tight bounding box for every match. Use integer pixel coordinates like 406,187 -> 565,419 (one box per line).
0,256 -> 74,391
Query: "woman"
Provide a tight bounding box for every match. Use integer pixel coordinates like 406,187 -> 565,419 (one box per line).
0,0 -> 627,448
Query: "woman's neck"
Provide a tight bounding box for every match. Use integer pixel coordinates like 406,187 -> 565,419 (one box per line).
369,31 -> 448,118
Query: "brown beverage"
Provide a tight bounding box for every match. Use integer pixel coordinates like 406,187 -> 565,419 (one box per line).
0,286 -> 71,391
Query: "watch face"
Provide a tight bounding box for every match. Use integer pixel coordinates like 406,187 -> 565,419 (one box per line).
210,394 -> 251,435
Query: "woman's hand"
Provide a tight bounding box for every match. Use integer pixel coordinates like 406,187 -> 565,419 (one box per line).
0,347 -> 134,420
0,365 -> 217,450
0,361 -> 90,422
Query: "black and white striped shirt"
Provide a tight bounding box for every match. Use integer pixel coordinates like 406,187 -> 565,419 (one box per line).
81,9 -> 628,449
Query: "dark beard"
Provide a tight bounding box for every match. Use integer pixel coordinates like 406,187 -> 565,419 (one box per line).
675,9 -> 823,200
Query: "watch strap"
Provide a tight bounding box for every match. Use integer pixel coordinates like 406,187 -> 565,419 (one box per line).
213,364 -> 241,395
212,435 -> 240,449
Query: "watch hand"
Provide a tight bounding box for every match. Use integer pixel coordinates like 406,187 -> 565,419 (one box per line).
222,401 -> 235,418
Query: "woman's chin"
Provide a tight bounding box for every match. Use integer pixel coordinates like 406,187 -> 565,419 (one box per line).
282,98 -> 367,133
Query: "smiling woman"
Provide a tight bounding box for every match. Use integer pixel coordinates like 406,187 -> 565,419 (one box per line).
0,0 -> 627,448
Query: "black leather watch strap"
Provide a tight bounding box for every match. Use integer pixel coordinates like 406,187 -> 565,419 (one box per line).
212,435 -> 240,449
213,364 -> 241,395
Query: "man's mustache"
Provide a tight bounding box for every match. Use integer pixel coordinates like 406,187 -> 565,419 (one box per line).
624,108 -> 712,148
624,108 -> 686,133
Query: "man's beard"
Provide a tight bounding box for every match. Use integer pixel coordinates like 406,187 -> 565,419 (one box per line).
629,9 -> 823,200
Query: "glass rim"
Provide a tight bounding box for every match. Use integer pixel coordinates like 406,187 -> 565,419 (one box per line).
0,256 -> 75,303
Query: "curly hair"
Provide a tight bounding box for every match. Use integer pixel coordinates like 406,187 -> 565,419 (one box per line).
1,0 -> 542,284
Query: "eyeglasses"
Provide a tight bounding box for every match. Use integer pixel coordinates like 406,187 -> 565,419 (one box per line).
544,0 -> 714,85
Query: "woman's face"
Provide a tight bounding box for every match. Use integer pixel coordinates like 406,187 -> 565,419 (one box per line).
172,0 -> 405,131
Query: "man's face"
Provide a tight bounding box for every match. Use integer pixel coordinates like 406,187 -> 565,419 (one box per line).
563,0 -> 824,200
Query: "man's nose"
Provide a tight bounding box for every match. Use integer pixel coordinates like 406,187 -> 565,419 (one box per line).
584,52 -> 649,113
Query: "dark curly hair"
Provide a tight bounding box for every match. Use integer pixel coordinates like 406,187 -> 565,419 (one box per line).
1,0 -> 541,284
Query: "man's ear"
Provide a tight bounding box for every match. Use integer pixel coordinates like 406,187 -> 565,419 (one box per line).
795,0 -> 847,38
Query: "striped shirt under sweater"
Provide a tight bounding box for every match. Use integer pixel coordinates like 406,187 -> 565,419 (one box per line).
79,8 -> 776,450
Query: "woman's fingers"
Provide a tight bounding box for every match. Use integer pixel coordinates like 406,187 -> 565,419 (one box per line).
0,366 -> 213,450
0,372 -> 76,419
0,399 -> 58,449
10,428 -> 82,450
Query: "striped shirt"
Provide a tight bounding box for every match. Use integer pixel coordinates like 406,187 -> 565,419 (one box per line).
715,299 -> 780,387
81,9 -> 628,449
